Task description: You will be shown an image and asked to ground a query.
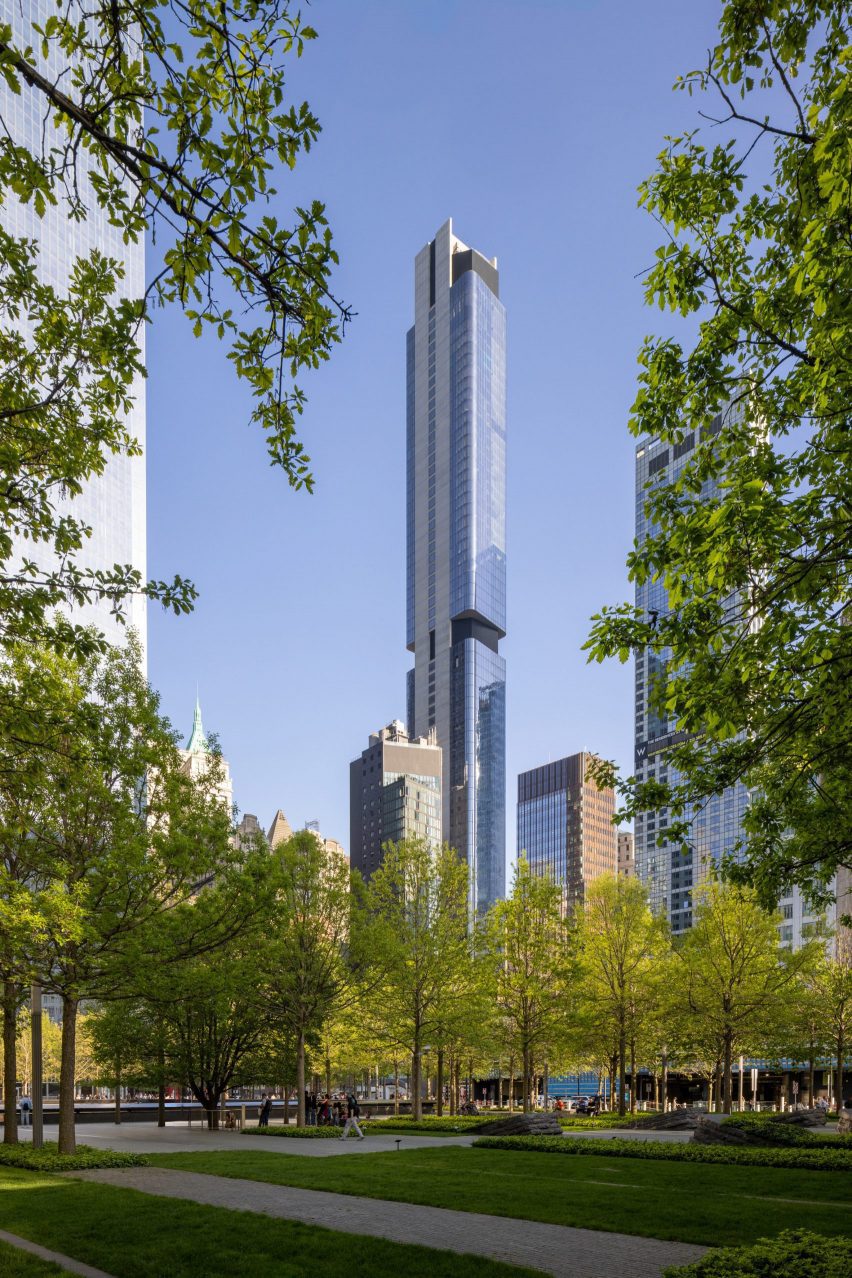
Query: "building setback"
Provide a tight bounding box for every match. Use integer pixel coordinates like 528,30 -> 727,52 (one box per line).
349,721 -> 442,882
405,218 -> 507,914
517,753 -> 617,908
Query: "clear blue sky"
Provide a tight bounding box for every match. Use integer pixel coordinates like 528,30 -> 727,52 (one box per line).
147,0 -> 722,872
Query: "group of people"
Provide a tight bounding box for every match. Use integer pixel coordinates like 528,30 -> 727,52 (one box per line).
305,1090 -> 365,1139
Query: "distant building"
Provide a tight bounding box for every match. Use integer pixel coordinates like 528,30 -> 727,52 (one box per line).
234,813 -> 264,851
405,220 -> 507,915
267,809 -> 293,849
349,720 -> 442,881
517,752 -> 617,908
179,696 -> 233,815
617,832 -> 635,878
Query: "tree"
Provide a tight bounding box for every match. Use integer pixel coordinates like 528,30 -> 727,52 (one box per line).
0,0 -> 349,655
580,875 -> 664,1116
5,635 -> 257,1151
364,841 -> 472,1121
485,857 -> 575,1112
674,880 -> 813,1113
585,1 -> 852,907
807,939 -> 852,1108
265,831 -> 357,1127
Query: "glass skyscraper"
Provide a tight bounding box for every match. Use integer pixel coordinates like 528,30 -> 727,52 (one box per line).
634,416 -> 750,934
406,219 -> 506,914
1,2 -> 147,649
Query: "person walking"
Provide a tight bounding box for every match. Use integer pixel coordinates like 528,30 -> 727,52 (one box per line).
340,1091 -> 364,1141
258,1093 -> 272,1128
307,1092 -> 317,1127
19,1095 -> 31,1127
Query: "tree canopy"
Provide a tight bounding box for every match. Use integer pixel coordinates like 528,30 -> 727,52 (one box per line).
585,0 -> 852,909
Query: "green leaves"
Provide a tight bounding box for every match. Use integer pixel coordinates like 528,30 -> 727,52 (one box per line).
587,0 -> 852,905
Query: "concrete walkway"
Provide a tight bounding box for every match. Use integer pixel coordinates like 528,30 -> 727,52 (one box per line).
70,1166 -> 708,1278
0,1227 -> 114,1277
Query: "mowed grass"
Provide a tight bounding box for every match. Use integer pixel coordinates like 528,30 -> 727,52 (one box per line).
0,1241 -> 66,1276
0,1168 -> 535,1278
149,1146 -> 851,1248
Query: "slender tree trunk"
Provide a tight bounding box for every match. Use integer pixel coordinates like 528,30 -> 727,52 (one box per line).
296,1030 -> 306,1127
508,1056 -> 515,1113
808,1045 -> 815,1108
412,1020 -> 422,1120
521,1048 -> 529,1113
393,1060 -> 399,1115
157,1042 -> 166,1127
437,1050 -> 444,1116
629,1039 -> 636,1114
661,1046 -> 668,1112
454,1058 -> 461,1113
3,981 -> 18,1144
836,1031 -> 844,1113
495,1058 -> 501,1110
325,1053 -> 331,1098
608,1054 -> 617,1113
618,1025 -> 627,1117
722,1030 -> 733,1114
114,1063 -> 122,1125
58,994 -> 78,1154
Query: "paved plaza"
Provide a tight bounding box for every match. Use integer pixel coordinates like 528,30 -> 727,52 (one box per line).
70,1165 -> 708,1278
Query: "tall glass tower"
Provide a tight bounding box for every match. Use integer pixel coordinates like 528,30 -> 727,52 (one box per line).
633,416 -> 749,934
0,3 -> 147,650
406,219 -> 506,914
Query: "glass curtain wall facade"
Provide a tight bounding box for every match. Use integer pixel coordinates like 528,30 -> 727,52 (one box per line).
406,220 -> 506,915
0,3 -> 147,650
634,416 -> 749,934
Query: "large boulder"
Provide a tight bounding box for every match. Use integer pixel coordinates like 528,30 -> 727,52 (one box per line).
476,1112 -> 562,1137
773,1108 -> 827,1127
692,1118 -> 762,1146
626,1109 -> 701,1131
838,1106 -> 852,1134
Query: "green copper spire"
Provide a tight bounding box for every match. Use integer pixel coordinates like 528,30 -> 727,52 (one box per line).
186,694 -> 207,753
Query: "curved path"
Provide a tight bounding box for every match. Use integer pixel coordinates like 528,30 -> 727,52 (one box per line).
70,1166 -> 707,1278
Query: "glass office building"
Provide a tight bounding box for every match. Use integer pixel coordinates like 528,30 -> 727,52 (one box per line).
634,416 -> 750,934
406,220 -> 506,915
0,3 -> 147,649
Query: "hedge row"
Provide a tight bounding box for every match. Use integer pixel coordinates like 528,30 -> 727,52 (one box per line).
243,1125 -> 342,1138
472,1134 -> 852,1171
721,1114 -> 852,1147
360,1116 -> 492,1133
663,1229 -> 852,1277
0,1142 -> 146,1172
558,1113 -> 655,1129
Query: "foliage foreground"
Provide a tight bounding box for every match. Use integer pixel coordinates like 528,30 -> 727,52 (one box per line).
148,1146 -> 851,1248
0,1167 -> 533,1278
664,1229 -> 852,1278
473,1134 -> 852,1171
0,1143 -> 145,1172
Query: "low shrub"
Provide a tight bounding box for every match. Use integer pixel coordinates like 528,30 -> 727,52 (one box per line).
721,1114 -> 852,1148
360,1116 -> 492,1133
0,1142 -> 146,1172
243,1125 -> 342,1138
472,1134 -> 852,1171
663,1229 -> 852,1277
557,1113 -> 656,1129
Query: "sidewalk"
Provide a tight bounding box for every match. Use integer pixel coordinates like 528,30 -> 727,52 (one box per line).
70,1166 -> 708,1278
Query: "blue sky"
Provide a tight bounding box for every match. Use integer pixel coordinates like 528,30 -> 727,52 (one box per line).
147,0 -> 722,871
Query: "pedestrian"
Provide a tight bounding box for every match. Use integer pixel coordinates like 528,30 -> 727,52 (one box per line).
307,1092 -> 317,1127
333,1095 -> 343,1127
258,1093 -> 272,1128
318,1094 -> 330,1126
340,1091 -> 364,1141
19,1095 -> 31,1127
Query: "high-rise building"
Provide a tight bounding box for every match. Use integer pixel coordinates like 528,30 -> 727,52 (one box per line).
1,4 -> 146,649
405,219 -> 507,915
179,697 -> 233,815
267,809 -> 293,849
617,832 -> 635,878
517,753 -> 617,908
634,417 -> 751,934
349,721 -> 442,882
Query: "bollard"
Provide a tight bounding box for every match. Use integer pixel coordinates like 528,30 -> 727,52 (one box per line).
241,1105 -> 246,1131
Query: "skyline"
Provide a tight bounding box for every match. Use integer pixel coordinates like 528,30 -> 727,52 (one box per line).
147,0 -> 724,872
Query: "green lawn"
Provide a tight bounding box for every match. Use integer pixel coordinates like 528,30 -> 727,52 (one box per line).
149,1146 -> 851,1249
0,1241 -> 65,1276
0,1168 -> 535,1278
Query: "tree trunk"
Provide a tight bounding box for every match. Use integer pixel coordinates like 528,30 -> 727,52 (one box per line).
722,1030 -> 733,1114
296,1030 -> 306,1127
808,1045 -> 815,1109
661,1046 -> 668,1112
522,1048 -> 530,1113
836,1031 -> 844,1113
58,994 -> 78,1154
325,1053 -> 331,1098
618,1025 -> 626,1117
411,1024 -> 422,1120
3,981 -> 18,1144
495,1058 -> 501,1111
393,1060 -> 399,1115
114,1063 -> 122,1125
436,1050 -> 444,1116
157,1042 -> 166,1127
454,1058 -> 461,1113
629,1039 -> 636,1114
507,1057 -> 514,1114
283,1087 -> 291,1124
